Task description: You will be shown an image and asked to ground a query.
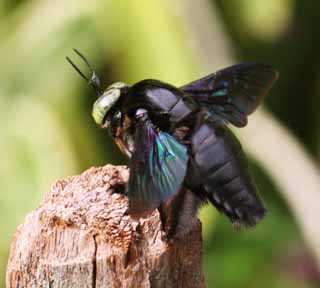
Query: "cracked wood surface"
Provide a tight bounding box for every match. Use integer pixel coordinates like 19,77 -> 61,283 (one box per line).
6,165 -> 204,287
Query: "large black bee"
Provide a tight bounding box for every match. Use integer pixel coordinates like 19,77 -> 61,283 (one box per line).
67,49 -> 278,230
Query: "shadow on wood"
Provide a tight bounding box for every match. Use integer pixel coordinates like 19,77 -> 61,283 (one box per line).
6,165 -> 204,287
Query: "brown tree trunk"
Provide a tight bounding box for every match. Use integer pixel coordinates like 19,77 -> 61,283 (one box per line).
6,165 -> 204,288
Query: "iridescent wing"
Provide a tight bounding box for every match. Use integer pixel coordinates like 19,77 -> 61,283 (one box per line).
181,63 -> 278,127
127,115 -> 188,218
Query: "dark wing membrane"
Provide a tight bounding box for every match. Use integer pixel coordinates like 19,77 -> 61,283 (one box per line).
181,63 -> 278,127
128,119 -> 188,218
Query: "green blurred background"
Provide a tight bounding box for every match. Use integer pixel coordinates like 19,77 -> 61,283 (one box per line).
1,0 -> 320,287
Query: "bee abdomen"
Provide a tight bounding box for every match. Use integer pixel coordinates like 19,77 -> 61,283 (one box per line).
203,155 -> 266,227
189,122 -> 266,227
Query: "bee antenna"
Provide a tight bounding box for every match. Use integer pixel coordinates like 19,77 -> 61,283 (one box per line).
66,48 -> 103,96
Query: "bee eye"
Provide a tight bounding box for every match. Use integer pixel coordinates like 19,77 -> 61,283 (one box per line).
92,89 -> 121,126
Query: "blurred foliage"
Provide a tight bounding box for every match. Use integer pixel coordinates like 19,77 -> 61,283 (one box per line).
215,0 -> 320,155
0,0 -> 319,287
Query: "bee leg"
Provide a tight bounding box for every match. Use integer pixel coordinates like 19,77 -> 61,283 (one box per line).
158,188 -> 187,240
158,188 -> 202,240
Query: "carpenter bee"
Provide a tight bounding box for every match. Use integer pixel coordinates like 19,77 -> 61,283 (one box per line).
67,49 -> 278,230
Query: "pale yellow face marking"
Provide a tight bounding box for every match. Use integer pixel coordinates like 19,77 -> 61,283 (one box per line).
107,82 -> 128,89
92,88 -> 121,126
92,82 -> 129,127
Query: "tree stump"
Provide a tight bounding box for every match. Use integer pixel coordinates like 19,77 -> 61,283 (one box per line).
6,165 -> 204,287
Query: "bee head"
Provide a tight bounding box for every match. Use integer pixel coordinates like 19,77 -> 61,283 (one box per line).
66,49 -> 128,128
92,82 -> 128,127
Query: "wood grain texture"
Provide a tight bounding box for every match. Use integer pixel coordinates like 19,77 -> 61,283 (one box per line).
6,165 -> 204,288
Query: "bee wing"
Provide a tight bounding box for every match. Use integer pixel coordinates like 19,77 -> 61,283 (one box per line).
181,63 -> 278,127
127,115 -> 188,218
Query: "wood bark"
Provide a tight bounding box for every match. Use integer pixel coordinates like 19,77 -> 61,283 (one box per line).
6,165 -> 204,288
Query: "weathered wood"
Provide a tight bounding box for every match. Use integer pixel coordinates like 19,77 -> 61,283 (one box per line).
6,165 -> 204,288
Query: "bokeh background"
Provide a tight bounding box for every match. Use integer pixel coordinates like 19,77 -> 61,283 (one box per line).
1,0 -> 320,287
